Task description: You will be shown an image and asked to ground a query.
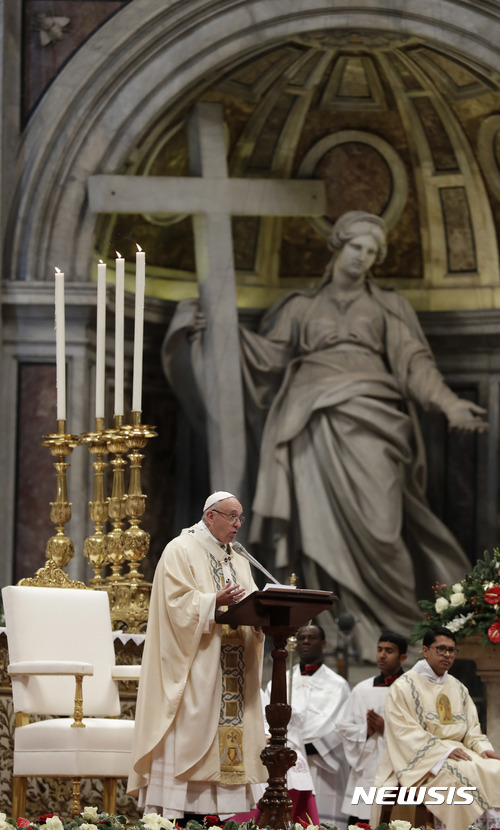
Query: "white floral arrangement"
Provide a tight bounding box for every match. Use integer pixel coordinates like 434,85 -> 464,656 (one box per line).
411,548 -> 500,645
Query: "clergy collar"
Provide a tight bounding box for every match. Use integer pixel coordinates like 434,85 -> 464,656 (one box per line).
299,661 -> 322,676
196,519 -> 230,551
373,667 -> 403,686
413,657 -> 448,684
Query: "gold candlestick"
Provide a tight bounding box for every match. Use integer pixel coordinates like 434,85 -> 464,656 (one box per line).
104,415 -> 129,581
122,410 -> 157,582
81,417 -> 109,585
104,410 -> 157,633
41,420 -> 81,570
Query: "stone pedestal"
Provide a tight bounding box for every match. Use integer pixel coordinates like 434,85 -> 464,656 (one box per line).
458,635 -> 500,749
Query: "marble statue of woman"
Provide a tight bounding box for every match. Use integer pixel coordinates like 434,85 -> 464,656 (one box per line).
163,211 -> 487,658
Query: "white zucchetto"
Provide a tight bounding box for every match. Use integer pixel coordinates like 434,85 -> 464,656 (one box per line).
203,491 -> 236,511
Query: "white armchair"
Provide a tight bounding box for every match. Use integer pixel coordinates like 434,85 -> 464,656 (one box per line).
2,585 -> 141,819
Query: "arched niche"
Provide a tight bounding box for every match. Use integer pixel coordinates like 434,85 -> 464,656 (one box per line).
7,0 -> 500,284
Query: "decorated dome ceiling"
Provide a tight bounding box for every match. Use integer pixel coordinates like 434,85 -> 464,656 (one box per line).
96,29 -> 500,310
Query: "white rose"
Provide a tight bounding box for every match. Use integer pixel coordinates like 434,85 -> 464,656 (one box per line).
81,808 -> 100,823
450,592 -> 466,606
79,824 -> 98,830
435,596 -> 449,613
389,821 -> 413,830
142,816 -> 161,830
0,814 -> 9,830
452,583 -> 463,593
46,818 -> 64,830
447,612 -> 474,632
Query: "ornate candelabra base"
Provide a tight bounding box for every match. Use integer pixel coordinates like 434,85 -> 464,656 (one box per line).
106,580 -> 151,633
82,420 -> 109,585
38,422 -> 81,580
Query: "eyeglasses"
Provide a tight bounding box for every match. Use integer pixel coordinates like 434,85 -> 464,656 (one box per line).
211,509 -> 245,525
431,645 -> 459,656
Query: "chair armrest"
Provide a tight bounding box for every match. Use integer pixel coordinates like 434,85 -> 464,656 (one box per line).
112,665 -> 141,681
8,660 -> 94,676
8,660 -> 93,728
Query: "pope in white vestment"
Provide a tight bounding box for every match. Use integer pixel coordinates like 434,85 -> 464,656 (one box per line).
373,629 -> 500,830
128,493 -> 267,819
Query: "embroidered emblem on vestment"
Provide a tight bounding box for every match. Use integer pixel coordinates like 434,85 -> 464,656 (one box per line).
219,640 -> 245,783
436,693 -> 454,724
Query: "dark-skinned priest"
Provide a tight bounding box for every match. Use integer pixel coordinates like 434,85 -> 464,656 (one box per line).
128,491 -> 267,823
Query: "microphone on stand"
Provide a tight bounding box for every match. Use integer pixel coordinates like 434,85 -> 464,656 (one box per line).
232,541 -> 281,586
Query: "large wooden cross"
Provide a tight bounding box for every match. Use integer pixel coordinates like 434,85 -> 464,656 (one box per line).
88,103 -> 326,503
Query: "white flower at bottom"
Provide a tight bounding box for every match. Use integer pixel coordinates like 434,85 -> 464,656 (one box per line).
452,583 -> 464,593
142,815 -> 162,830
156,820 -> 177,830
81,808 -> 100,822
450,592 -> 466,606
0,814 -> 9,830
79,824 -> 98,830
389,820 -> 413,830
435,596 -> 449,613
45,818 -> 64,830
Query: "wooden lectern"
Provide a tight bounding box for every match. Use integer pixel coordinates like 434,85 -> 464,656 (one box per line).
216,587 -> 336,829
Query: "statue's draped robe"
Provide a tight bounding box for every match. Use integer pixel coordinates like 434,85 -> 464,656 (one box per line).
240,280 -> 471,656
127,525 -> 267,817
163,280 -> 471,658
373,662 -> 500,830
336,675 -> 397,820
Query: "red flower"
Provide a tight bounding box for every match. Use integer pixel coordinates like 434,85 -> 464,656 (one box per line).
484,586 -> 500,605
355,824 -> 372,829
205,816 -> 221,827
37,817 -> 61,825
17,821 -> 31,828
488,622 -> 500,642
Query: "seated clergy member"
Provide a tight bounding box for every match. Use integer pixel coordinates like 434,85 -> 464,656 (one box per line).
336,629 -> 407,824
128,491 -> 267,822
265,623 -> 350,827
373,626 -> 500,830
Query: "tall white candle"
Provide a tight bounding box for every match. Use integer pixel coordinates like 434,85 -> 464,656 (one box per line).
114,253 -> 125,417
132,244 -> 145,413
55,268 -> 66,422
95,260 -> 107,420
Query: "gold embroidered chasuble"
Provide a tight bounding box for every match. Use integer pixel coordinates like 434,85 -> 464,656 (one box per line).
373,665 -> 500,830
128,525 -> 267,797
